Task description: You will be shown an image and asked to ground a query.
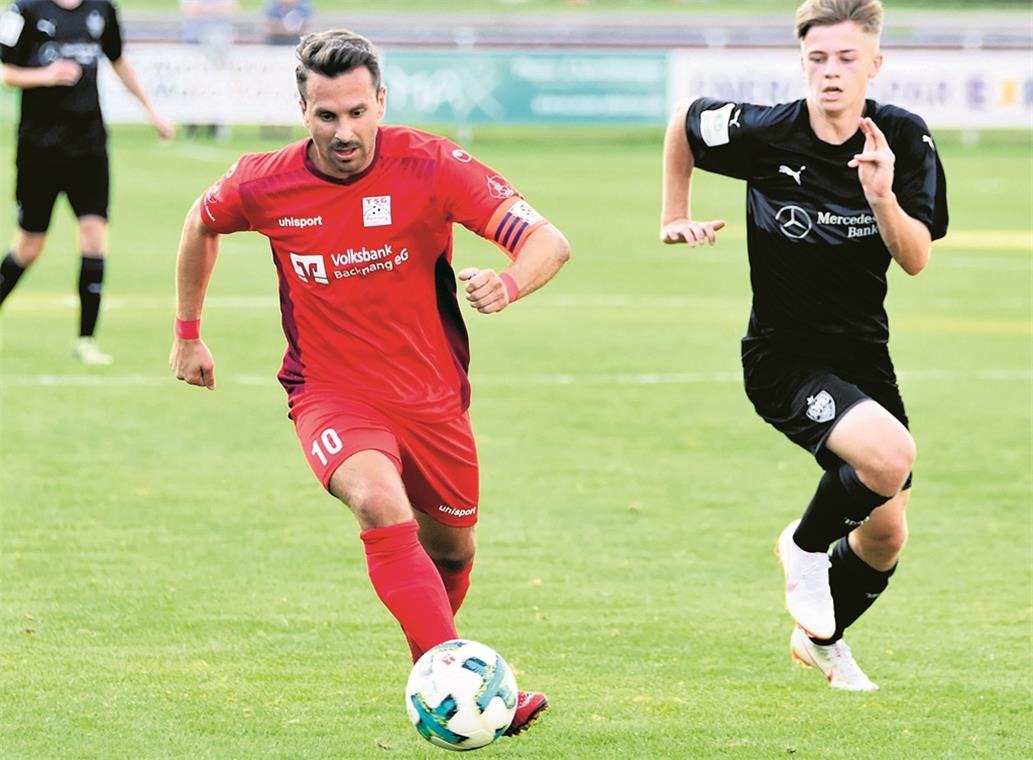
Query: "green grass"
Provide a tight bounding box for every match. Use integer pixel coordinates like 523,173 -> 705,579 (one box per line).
1,124 -> 1031,759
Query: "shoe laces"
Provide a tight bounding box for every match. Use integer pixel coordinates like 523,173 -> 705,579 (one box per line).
823,640 -> 867,680
794,550 -> 832,589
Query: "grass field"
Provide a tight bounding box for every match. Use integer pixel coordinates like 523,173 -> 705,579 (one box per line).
1,123 -> 1030,758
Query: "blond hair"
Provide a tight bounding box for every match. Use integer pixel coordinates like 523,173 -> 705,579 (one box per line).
795,0 -> 884,40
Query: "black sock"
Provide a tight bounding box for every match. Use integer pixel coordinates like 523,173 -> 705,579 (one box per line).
793,463 -> 892,552
0,251 -> 27,306
812,537 -> 895,644
78,255 -> 105,337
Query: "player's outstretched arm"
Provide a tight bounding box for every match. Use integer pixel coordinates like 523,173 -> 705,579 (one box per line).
170,198 -> 221,390
849,117 -> 931,275
110,57 -> 174,140
1,60 -> 82,89
458,224 -> 570,314
659,99 -> 725,247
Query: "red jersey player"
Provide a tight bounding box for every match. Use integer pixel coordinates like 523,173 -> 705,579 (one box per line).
169,29 -> 570,735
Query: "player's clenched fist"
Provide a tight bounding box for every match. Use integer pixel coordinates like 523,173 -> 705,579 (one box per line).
660,218 -> 726,247
47,59 -> 82,87
170,338 -> 216,390
458,267 -> 513,314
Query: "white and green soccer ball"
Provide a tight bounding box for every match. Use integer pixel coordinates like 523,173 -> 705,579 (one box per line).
405,639 -> 518,751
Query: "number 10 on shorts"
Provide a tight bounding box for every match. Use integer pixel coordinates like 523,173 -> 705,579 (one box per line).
311,427 -> 343,466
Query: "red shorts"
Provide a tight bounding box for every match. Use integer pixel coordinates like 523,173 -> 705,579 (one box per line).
289,393 -> 479,528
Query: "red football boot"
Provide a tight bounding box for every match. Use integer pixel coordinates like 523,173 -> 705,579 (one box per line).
504,690 -> 549,736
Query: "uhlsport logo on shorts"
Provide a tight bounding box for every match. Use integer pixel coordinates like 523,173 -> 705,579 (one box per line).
438,504 -> 477,518
805,390 -> 836,423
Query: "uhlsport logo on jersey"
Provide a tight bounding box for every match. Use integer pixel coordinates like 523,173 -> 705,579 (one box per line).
279,215 -> 323,228
775,205 -> 813,240
805,390 -> 836,423
363,196 -> 391,227
289,253 -> 329,285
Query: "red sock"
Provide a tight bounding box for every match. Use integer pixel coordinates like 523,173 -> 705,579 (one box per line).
361,520 -> 457,662
435,560 -> 473,615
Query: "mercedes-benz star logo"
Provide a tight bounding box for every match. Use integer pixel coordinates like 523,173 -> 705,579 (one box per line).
775,205 -> 813,240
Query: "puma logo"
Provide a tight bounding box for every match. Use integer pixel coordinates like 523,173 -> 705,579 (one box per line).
922,134 -> 936,151
779,164 -> 806,185
729,108 -> 742,128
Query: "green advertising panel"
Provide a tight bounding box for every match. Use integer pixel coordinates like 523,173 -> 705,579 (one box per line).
381,49 -> 668,125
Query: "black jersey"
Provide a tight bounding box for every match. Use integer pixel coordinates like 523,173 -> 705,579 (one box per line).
0,0 -> 123,156
685,97 -> 948,345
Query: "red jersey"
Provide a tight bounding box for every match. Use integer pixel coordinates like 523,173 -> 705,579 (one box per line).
200,126 -> 547,421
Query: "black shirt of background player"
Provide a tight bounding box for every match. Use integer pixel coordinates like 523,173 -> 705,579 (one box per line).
685,97 -> 948,347
0,0 -> 123,157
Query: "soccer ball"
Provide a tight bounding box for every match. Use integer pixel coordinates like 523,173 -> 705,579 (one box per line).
405,639 -> 518,751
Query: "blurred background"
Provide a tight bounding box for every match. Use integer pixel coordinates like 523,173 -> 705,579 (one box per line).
66,0 -> 1033,134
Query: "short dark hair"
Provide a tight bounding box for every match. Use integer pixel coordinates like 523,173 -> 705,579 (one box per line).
295,29 -> 382,102
795,0 -> 883,40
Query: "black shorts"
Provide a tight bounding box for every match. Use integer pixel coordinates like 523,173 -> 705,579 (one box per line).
741,336 -> 909,471
14,150 -> 110,233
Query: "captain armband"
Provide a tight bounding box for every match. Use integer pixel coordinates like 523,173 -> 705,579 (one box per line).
488,200 -> 549,259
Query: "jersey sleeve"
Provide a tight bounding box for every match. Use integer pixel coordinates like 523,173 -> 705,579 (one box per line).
0,2 -> 30,65
436,142 -> 549,259
888,113 -> 948,241
200,157 -> 254,234
684,97 -> 763,180
102,1 -> 124,62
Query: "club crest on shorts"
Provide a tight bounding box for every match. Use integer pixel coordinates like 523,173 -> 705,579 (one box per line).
805,390 -> 836,423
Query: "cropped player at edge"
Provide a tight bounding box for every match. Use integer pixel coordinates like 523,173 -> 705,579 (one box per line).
0,0 -> 173,364
660,0 -> 947,690
169,29 -> 570,735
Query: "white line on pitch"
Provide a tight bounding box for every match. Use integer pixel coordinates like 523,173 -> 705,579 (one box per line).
2,368 -> 1031,388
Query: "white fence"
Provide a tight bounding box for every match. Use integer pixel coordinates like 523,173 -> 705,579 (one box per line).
97,43 -> 1033,129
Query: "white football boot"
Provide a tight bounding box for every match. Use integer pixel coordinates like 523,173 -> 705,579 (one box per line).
775,519 -> 836,640
73,337 -> 113,365
790,626 -> 878,691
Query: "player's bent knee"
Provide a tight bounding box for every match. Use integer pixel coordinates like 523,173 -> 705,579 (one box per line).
14,236 -> 46,266
430,551 -> 475,572
859,522 -> 908,560
879,438 -> 915,494
334,481 -> 412,528
421,528 -> 476,570
857,432 -> 915,496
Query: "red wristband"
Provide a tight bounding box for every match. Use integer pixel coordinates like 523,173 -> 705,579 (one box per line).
175,318 -> 201,340
499,272 -> 520,304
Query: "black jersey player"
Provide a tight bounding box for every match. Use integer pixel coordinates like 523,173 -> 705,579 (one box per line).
660,0 -> 947,690
0,0 -> 173,363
